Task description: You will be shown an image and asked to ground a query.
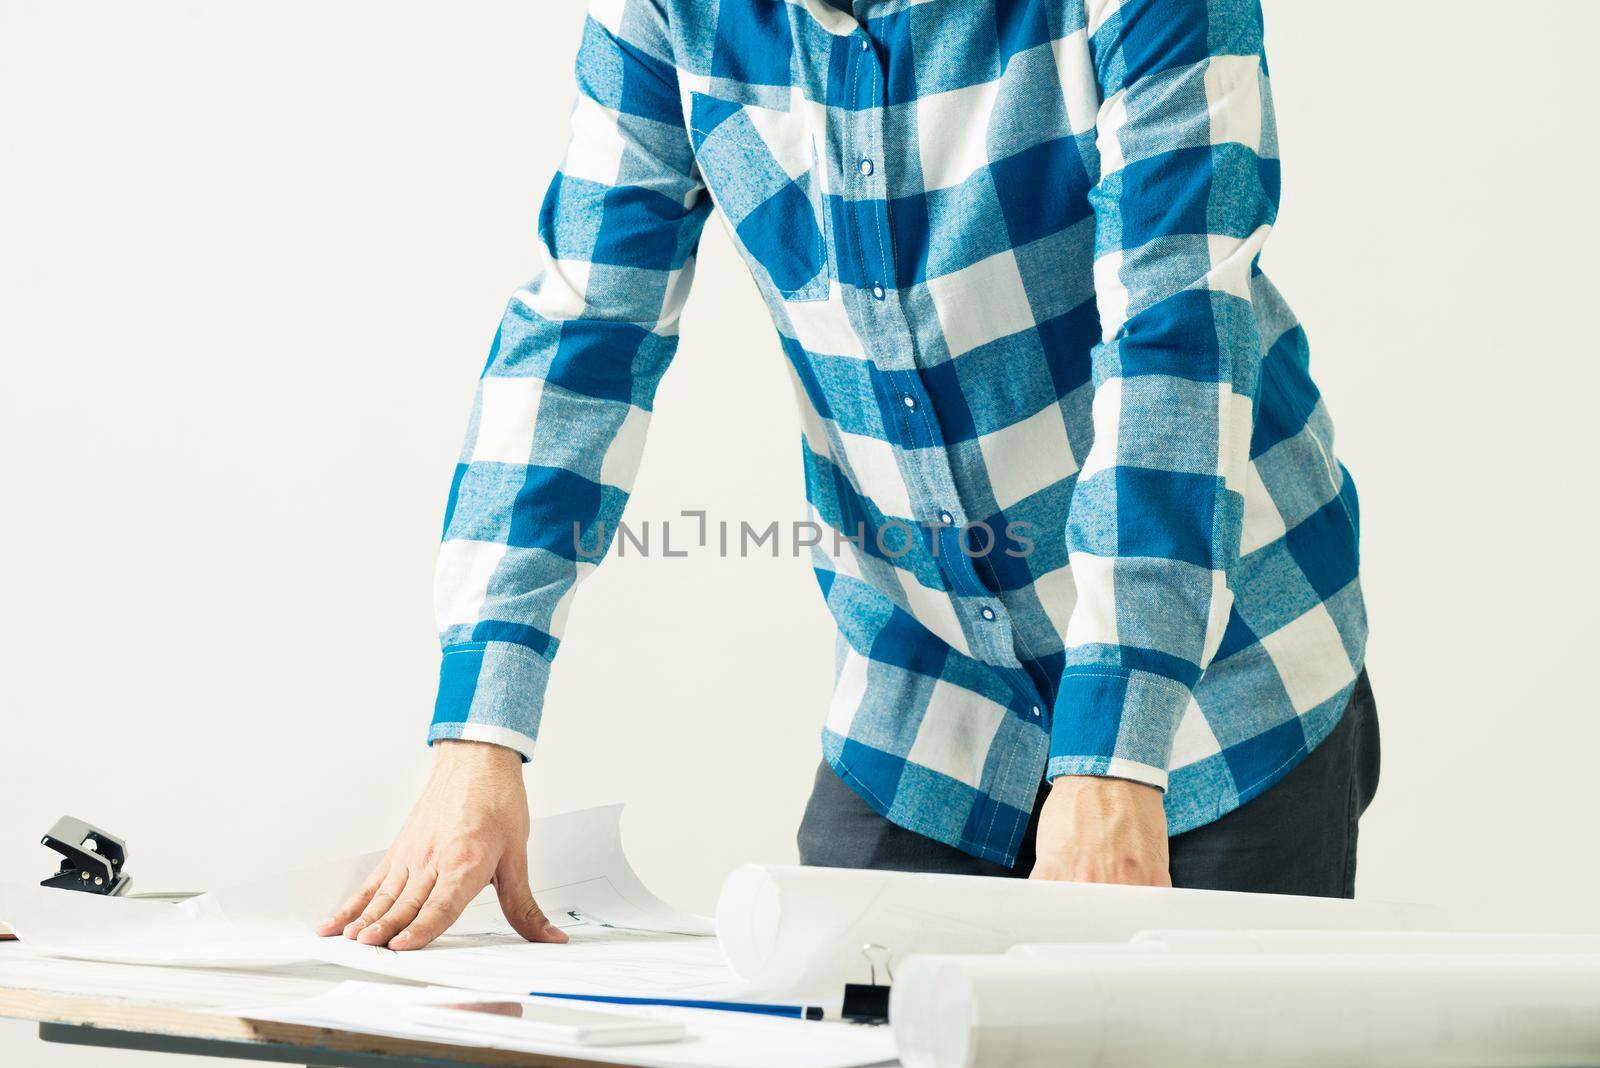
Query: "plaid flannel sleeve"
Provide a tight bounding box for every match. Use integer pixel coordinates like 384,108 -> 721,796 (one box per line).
1048,0 -> 1278,789
429,2 -> 710,758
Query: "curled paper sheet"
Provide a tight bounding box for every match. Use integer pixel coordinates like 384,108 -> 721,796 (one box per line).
890,952 -> 1600,1068
0,804 -> 711,969
714,864 -> 1438,999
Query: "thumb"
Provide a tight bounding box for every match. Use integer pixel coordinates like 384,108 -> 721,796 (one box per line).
494,851 -> 568,944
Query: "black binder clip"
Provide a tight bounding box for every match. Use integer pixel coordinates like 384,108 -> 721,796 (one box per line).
841,942 -> 893,1025
40,816 -> 131,896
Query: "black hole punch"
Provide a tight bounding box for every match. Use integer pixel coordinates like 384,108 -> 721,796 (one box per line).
39,817 -> 132,897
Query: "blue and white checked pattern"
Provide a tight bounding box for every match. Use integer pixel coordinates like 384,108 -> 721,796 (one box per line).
431,0 -> 1367,866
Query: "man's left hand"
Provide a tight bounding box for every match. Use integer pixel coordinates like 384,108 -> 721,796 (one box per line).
1030,775 -> 1172,886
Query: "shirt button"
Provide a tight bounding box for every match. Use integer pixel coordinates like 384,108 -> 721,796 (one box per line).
979,606 -> 997,621
901,394 -> 917,410
858,157 -> 874,176
1030,706 -> 1042,718
871,283 -> 886,301
860,37 -> 871,51
937,510 -> 954,526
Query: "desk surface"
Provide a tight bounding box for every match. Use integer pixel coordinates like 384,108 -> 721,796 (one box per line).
0,941 -> 597,1067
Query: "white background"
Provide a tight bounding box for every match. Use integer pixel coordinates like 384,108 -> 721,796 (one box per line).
3,2 -> 1598,1063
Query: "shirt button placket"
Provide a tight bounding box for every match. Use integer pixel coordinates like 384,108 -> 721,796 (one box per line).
845,20 -> 1042,710
853,38 -> 887,308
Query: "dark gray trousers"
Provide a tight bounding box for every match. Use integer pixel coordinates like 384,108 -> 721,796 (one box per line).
798,670 -> 1379,897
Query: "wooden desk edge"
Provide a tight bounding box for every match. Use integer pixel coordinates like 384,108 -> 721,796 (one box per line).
0,985 -> 596,1067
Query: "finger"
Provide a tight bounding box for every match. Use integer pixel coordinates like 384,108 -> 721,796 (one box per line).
316,863 -> 388,936
345,864 -> 408,938
357,867 -> 438,946
493,851 -> 568,945
388,869 -> 487,951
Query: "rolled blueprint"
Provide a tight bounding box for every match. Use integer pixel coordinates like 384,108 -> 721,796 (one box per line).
1139,929 -> 1600,955
714,864 -> 1438,998
890,952 -> 1600,1068
1013,929 -> 1600,956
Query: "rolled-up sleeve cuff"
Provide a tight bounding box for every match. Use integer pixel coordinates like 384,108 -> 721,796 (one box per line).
427,641 -> 549,763
1046,669 -> 1191,791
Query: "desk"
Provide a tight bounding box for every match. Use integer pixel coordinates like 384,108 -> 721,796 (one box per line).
0,941 -> 595,1068
0,926 -> 902,1068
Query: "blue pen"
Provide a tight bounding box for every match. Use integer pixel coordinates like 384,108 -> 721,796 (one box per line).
525,990 -> 826,1021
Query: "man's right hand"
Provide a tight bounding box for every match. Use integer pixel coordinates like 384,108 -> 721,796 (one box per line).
314,739 -> 569,951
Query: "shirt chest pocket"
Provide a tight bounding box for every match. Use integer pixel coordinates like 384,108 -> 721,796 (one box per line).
689,92 -> 832,303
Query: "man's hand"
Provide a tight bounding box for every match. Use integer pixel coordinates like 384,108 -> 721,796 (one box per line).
314,740 -> 569,951
1030,775 -> 1172,887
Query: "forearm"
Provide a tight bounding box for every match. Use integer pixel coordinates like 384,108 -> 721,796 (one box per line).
428,5 -> 709,756
1049,0 -> 1276,786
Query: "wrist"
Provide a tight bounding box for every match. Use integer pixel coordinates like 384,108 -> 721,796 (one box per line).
1032,773 -> 1172,887
1048,774 -> 1162,800
432,738 -> 522,771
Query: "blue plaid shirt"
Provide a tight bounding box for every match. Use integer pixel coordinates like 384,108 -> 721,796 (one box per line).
431,0 -> 1367,866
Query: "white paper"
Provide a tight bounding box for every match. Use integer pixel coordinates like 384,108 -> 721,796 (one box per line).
0,939 -> 418,1008
224,981 -> 897,1068
715,863 -> 1440,999
0,804 -> 711,969
0,888 -> 321,966
891,952 -> 1600,1068
312,925 -> 738,998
